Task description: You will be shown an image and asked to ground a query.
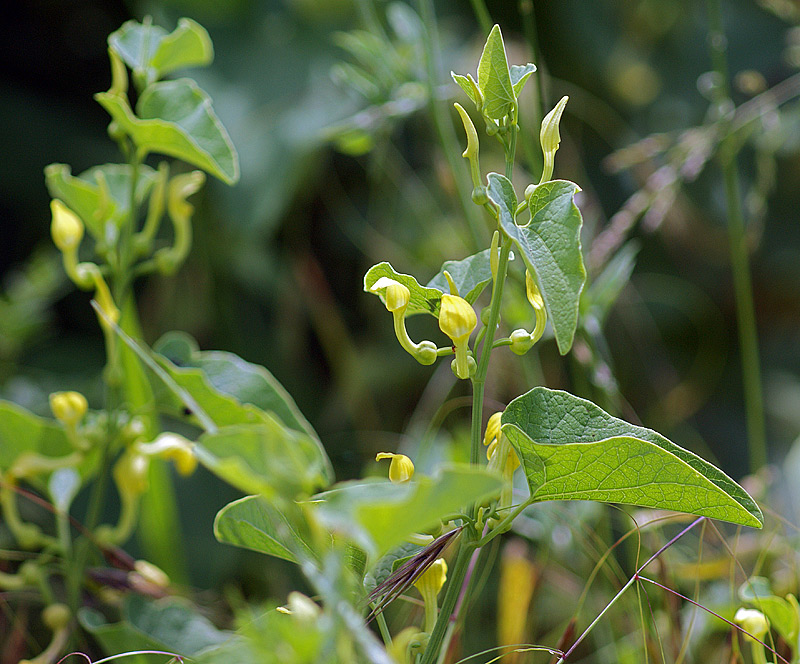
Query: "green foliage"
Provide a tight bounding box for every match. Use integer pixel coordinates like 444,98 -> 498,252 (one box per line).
477,25 -> 515,121
487,174 -> 586,354
96,80 -> 238,184
502,387 -> 763,527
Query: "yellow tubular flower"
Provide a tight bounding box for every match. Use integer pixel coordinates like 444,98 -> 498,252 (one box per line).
525,270 -> 547,344
439,294 -> 477,380
376,452 -> 415,483
414,558 -> 447,633
371,278 -> 437,365
137,433 -> 197,477
454,102 -> 482,192
484,412 -> 502,448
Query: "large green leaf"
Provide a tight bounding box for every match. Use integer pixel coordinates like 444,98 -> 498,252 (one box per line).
109,18 -> 213,86
154,332 -> 319,443
95,79 -> 238,184
364,262 -> 443,317
477,25 -> 514,120
44,163 -> 157,240
0,400 -> 71,471
426,249 -> 493,304
150,343 -> 333,485
195,420 -> 329,499
214,494 -> 316,564
488,173 -> 586,354
79,595 -> 228,660
313,466 -> 502,558
502,387 -> 763,527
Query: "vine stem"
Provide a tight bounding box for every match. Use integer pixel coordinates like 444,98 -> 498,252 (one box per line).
555,517 -> 705,663
419,125 -> 518,664
706,0 -> 766,473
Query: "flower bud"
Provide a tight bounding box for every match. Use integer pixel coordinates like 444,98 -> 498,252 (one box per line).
50,200 -> 84,252
509,329 -> 534,355
539,96 -> 568,183
133,560 -> 170,588
137,433 -> 197,477
42,603 -> 71,631
49,391 -> 88,428
734,608 -> 769,642
525,270 -> 547,344
376,452 -> 415,483
484,412 -> 502,448
277,591 -> 321,621
371,277 -> 410,313
439,294 -> 477,380
415,340 -> 438,365
414,558 -> 447,598
113,451 -> 150,497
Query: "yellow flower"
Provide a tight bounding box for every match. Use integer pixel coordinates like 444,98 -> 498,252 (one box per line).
50,200 -> 84,252
439,294 -> 477,379
49,391 -> 88,429
414,558 -> 448,633
137,433 -> 197,477
370,278 -> 437,365
376,452 -> 414,483
525,270 -> 547,344
484,412 -> 502,450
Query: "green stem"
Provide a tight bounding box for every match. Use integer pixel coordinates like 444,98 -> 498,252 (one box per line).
468,0 -> 492,36
706,0 -> 767,472
476,497 -> 534,547
421,140 -> 517,663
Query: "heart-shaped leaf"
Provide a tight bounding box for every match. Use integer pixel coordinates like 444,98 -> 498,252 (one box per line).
109,18 -> 213,86
95,79 -> 238,184
510,63 -> 537,97
502,387 -> 763,527
214,495 -> 316,564
488,173 -> 586,354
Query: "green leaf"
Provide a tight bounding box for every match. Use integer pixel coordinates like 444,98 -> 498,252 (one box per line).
502,387 -> 763,528
451,72 -> 479,106
109,18 -> 212,85
313,465 -> 502,558
95,79 -> 239,184
0,400 -> 72,471
196,420 -> 329,499
214,494 -> 316,564
44,163 -> 157,240
364,262 -> 444,317
150,19 -> 213,77
477,25 -> 515,120
510,64 -> 537,98
426,249 -> 493,304
150,334 -> 333,485
154,332 -> 319,442
488,174 -> 586,354
79,596 -> 229,659
363,541 -> 422,594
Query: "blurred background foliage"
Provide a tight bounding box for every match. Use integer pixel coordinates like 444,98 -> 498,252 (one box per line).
3,0 -> 800,653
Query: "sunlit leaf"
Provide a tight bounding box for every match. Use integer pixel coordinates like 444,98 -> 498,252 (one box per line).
95,79 -> 239,184
477,25 -> 514,120
510,63 -> 537,97
364,262 -> 443,317
502,387 -> 763,527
